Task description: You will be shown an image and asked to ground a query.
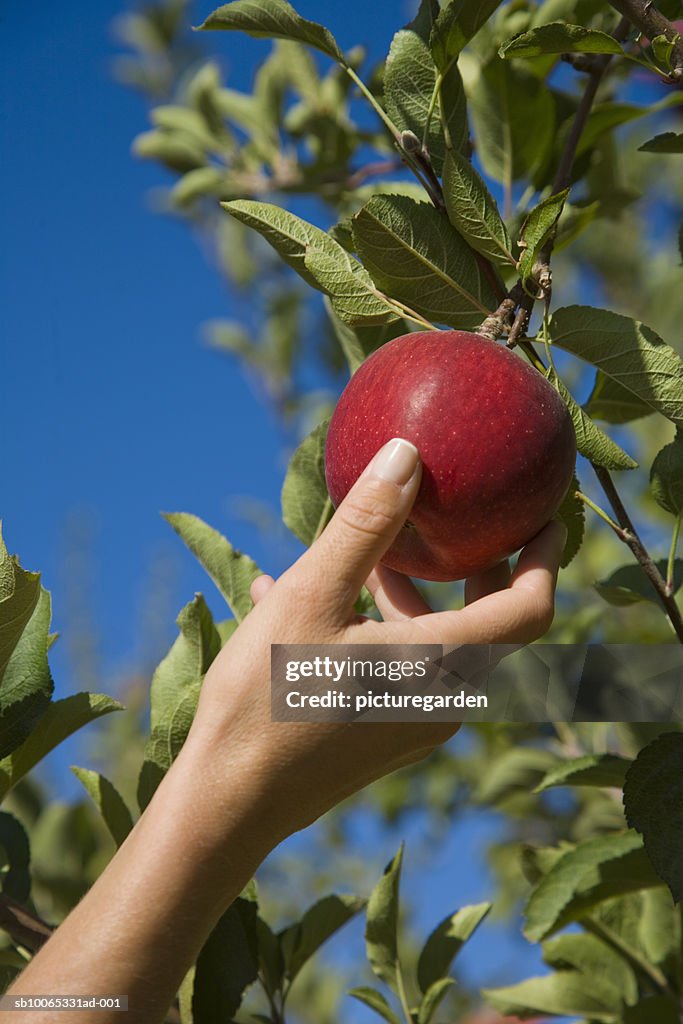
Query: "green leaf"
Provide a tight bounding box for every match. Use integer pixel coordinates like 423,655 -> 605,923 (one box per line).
0,693 -> 123,802
132,130 -> 206,173
595,560 -> 683,606
443,149 -> 514,266
430,0 -> 505,68
281,420 -> 332,547
417,978 -> 454,1024
650,432 -> 683,515
0,588 -> 54,761
474,746 -> 558,805
549,372 -> 637,471
324,297 -> 406,374
348,987 -> 400,1024
303,243 -> 399,326
71,767 -> 134,847
518,188 -> 569,283
199,0 -> 344,63
500,22 -> 623,59
192,896 -> 259,1023
652,33 -> 677,70
584,371 -> 654,424
256,917 -> 284,997
353,195 -> 496,327
417,903 -> 490,993
222,200 -> 332,289
280,894 -> 365,982
0,811 -> 31,902
178,966 -> 195,1024
524,831 -> 663,941
137,595 -> 221,810
624,732 -> 683,902
164,512 -> 261,623
0,527 -> 41,681
366,845 -> 403,991
384,0 -> 467,175
542,932 -> 637,1007
484,971 -> 622,1022
554,475 -> 585,568
639,132 -> 683,154
549,306 -> 683,427
535,753 -> 632,792
463,59 -> 555,184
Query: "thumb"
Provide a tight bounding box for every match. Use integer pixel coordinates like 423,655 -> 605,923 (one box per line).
294,438 -> 422,616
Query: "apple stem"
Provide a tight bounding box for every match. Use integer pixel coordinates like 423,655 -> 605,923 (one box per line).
576,491 -> 633,541
667,514 -> 681,597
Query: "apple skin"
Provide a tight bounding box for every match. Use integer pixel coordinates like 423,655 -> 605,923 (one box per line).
325,330 -> 576,582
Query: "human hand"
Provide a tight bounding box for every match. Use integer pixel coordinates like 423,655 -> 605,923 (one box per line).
185,438 -> 566,844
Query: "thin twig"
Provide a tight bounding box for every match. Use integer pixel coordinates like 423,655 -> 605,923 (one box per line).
593,464 -> 683,641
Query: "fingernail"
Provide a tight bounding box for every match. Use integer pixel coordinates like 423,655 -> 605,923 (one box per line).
369,438 -> 420,485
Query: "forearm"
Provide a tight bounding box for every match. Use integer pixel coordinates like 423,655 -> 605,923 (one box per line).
8,731 -> 277,1024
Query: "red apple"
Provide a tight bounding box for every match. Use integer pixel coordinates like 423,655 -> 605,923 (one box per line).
325,330 -> 576,582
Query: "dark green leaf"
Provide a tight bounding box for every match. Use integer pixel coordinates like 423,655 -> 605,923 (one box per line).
71,767 -> 134,847
385,0 -> 467,175
164,512 -> 261,623
192,897 -> 259,1023
348,987 -> 400,1024
256,917 -> 284,996
584,371 -> 654,424
366,845 -> 403,991
624,996 -> 682,1023
549,306 -> 683,427
0,693 -> 122,801
595,560 -> 683,606
500,22 -> 623,59
282,420 -> 332,547
417,902 -> 490,993
199,0 -> 344,63
280,893 -> 364,982
137,595 -> 221,810
353,195 -> 496,327
518,188 -> 569,283
549,372 -> 637,471
650,432 -> 683,515
535,753 -> 631,792
0,812 -> 30,902
554,475 -> 585,568
430,0 -> 505,68
443,149 -> 514,266
639,132 -> 683,154
417,978 -> 454,1024
524,831 -> 662,941
464,59 -> 555,184
624,731 -> 683,901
